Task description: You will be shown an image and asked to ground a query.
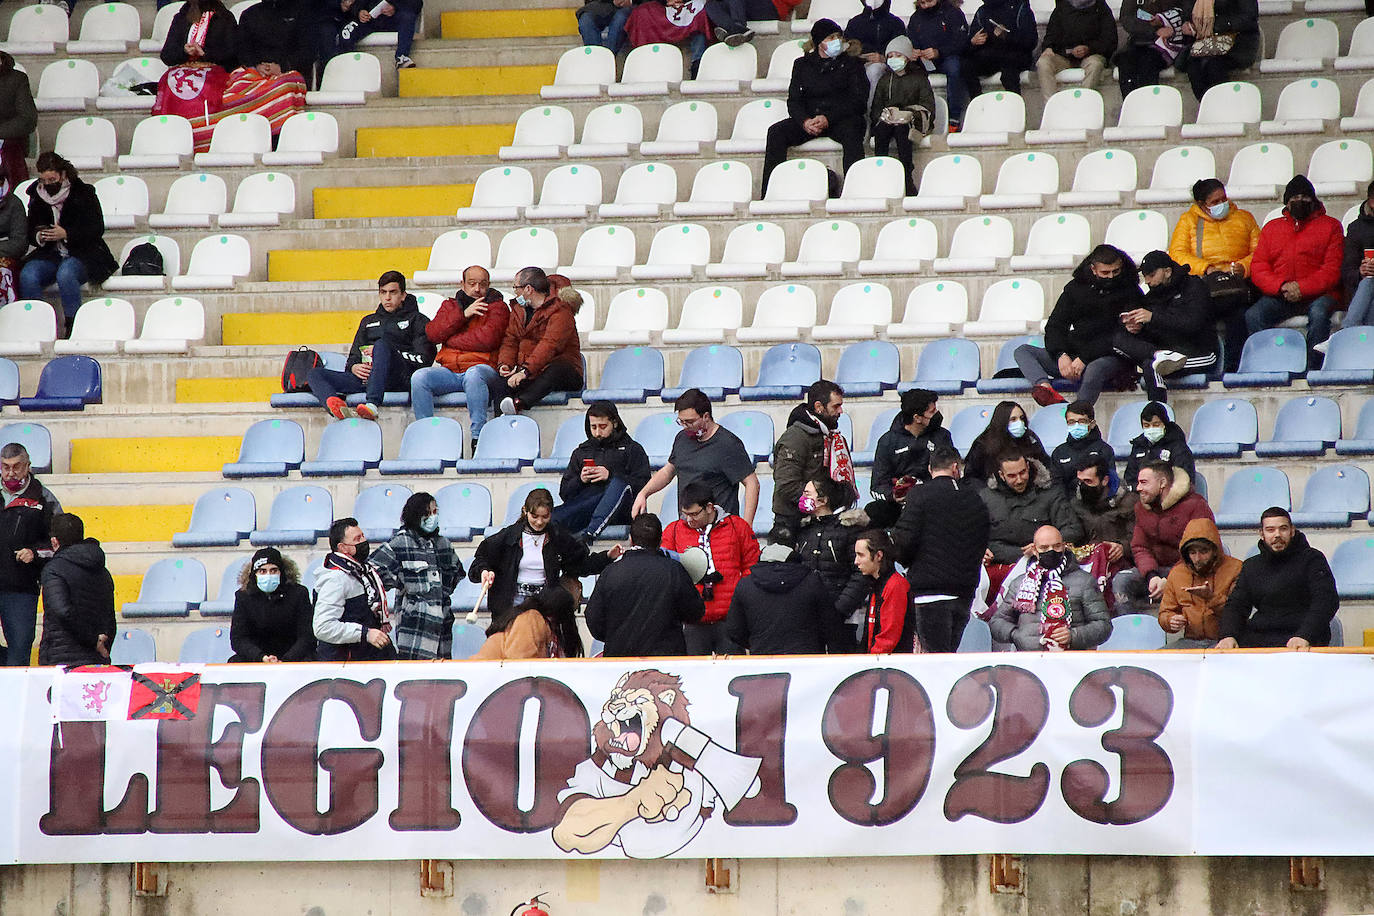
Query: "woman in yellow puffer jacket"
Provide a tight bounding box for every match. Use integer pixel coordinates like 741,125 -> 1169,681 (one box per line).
1168,177 -> 1261,371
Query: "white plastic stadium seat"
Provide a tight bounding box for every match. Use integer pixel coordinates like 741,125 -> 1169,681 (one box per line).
35,59 -> 99,112
53,297 -> 135,355
104,235 -> 180,292
124,296 -> 205,353
640,100 -> 718,156
813,282 -> 893,339
705,221 -> 785,279
1226,142 -> 1296,199
307,52 -> 381,106
781,220 -> 862,277
3,3 -> 69,55
632,223 -> 712,281
140,2 -> 183,53
95,56 -> 165,111
1260,77 -> 1341,135
858,217 -> 938,275
1336,17 -> 1374,70
1102,84 -> 1182,141
599,162 -> 677,218
1104,209 -> 1169,261
195,112 -> 272,167
1181,81 -> 1263,138
172,234 -> 252,290
1307,138 -> 1373,197
964,278 -> 1045,336
455,166 -> 534,222
934,215 -> 1014,273
119,114 -> 193,169
751,39 -> 805,92
413,228 -> 491,286
148,172 -> 228,229
1341,77 -> 1374,131
491,227 -> 559,284
674,160 -> 752,217
792,0 -> 862,33
1260,17 -> 1339,72
541,45 -> 615,99
0,300 -> 57,355
1134,146 -> 1217,205
906,153 -> 982,210
1010,213 -> 1093,270
828,157 -> 905,214
750,158 -> 827,215
716,98 -> 787,155
887,280 -> 969,337
219,171 -> 296,228
93,174 -> 149,229
588,287 -> 670,345
69,2 -> 139,54
736,283 -> 818,342
980,151 -> 1060,209
948,90 -> 1025,147
568,102 -> 643,158
499,105 -> 574,160
1058,148 -> 1137,207
54,116 -> 115,170
525,164 -> 602,220
560,225 -> 636,281
609,42 -> 683,97
1026,87 -> 1103,144
682,41 -> 756,94
663,286 -> 743,343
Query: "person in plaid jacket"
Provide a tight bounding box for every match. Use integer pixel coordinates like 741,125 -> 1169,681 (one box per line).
369,491 -> 465,660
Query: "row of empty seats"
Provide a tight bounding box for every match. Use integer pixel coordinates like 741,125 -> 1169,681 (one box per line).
0,297 -> 204,356
54,113 -> 339,172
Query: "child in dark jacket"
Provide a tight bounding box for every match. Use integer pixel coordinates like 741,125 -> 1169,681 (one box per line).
868,35 -> 936,196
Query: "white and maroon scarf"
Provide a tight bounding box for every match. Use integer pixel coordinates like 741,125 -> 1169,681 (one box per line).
1013,553 -> 1072,648
808,410 -> 857,497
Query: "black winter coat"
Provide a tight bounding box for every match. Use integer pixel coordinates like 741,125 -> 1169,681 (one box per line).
237,0 -> 311,74
795,508 -> 868,605
845,0 -> 906,53
229,582 -> 315,662
1123,420 -> 1196,491
345,294 -> 435,372
1136,266 -> 1217,358
893,475 -> 990,599
1220,531 -> 1338,647
963,427 -> 1050,487
786,48 -> 870,125
1045,255 -> 1144,364
160,7 -> 239,68
559,402 -> 651,504
726,560 -> 844,654
870,413 -> 956,500
1049,427 -> 1117,494
1342,201 -> 1374,298
1039,0 -> 1117,60
906,0 -> 969,58
0,477 -> 59,595
37,539 -> 116,666
585,548 -> 704,657
23,178 -> 119,285
469,520 -> 611,616
979,458 -> 1086,562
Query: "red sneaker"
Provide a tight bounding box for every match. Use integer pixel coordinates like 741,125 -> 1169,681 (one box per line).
325,396 -> 348,420
1031,382 -> 1066,406
355,402 -> 379,421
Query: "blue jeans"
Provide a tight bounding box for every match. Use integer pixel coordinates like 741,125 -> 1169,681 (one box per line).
578,4 -> 632,54
1347,277 -> 1374,327
410,363 -> 499,439
20,256 -> 88,322
933,54 -> 969,124
0,591 -> 39,666
1245,294 -> 1335,353
340,3 -> 420,57
307,339 -> 413,409
551,476 -> 634,538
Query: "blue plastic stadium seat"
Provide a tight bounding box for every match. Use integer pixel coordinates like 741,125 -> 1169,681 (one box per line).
582,346 -> 664,403
178,625 -> 233,663
957,617 -> 993,652
533,415 -> 586,473
172,487 -> 257,547
435,482 -> 492,541
1335,398 -> 1374,456
18,355 -> 102,411
1292,465 -> 1370,528
250,485 -> 333,546
345,390 -> 412,408
200,556 -> 250,616
451,621 -> 488,658
1331,537 -> 1374,600
299,417 -> 382,476
753,476 -> 775,536
379,416 -> 466,475
1255,395 -> 1341,458
1106,400 -> 1172,459
0,422 -> 53,472
852,408 -> 899,467
1193,470 -> 1208,503
122,557 -> 207,618
1331,615 -> 1345,648
975,335 -> 1042,394
455,414 -> 540,473
1222,328 -> 1307,387
836,340 -> 900,397
0,357 -> 18,404
1099,613 -> 1167,650
661,345 -> 743,401
634,412 -> 679,466
1188,398 -> 1258,458
949,403 -> 996,454
223,418 -> 304,478
906,337 -> 980,396
1030,403 -> 1069,447
1214,466 -> 1291,529
301,553 -> 326,592
354,483 -> 412,542
719,410 -> 773,463
1309,327 -> 1374,386
269,351 -> 347,407
738,342 -> 821,401
110,628 -> 158,664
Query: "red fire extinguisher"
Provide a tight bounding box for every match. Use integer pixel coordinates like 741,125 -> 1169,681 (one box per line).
510,893 -> 550,916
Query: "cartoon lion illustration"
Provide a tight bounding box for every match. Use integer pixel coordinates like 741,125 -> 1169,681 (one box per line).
553,669 -> 761,858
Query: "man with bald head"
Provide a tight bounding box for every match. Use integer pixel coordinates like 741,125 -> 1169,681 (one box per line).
410,265 -> 510,453
989,525 -> 1111,651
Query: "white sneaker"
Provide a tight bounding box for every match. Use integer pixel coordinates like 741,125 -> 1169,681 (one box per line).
1151,350 -> 1187,377
499,396 -> 517,415
1312,340 -> 1330,355
395,54 -> 415,69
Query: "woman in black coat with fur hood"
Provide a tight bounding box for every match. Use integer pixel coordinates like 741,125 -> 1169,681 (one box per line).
229,547 -> 315,662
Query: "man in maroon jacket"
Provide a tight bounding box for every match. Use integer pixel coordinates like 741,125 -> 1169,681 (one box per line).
1120,461 -> 1215,611
408,265 -> 510,453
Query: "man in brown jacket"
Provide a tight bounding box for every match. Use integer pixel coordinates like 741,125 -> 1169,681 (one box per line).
493,266 -> 585,415
1119,461 -> 1215,612
1157,517 -> 1241,648
409,265 -> 510,452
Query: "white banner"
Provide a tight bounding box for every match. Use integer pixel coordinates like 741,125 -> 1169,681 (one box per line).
3,652 -> 1365,863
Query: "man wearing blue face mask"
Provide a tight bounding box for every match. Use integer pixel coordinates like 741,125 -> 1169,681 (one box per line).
760,18 -> 869,197
1048,400 -> 1117,495
1122,400 -> 1196,501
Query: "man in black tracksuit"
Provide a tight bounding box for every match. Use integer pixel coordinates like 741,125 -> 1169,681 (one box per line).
1217,507 -> 1339,649
38,513 -> 116,667
892,446 -> 991,652
585,514 -> 705,657
871,387 -> 954,501
727,543 -> 847,654
1112,250 -> 1220,402
761,18 -> 869,196
554,401 -> 651,543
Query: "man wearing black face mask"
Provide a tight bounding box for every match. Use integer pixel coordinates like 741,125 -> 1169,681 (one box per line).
871,387 -> 954,502
313,517 -> 395,661
989,525 -> 1111,651
1246,174 -> 1344,368
1072,454 -> 1137,603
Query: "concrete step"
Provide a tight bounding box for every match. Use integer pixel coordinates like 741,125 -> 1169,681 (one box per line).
398,63 -> 556,98
354,122 -> 515,158
313,182 -> 475,218
440,7 -> 578,39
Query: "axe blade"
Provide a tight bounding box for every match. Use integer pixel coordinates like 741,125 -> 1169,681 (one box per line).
659,717 -> 763,811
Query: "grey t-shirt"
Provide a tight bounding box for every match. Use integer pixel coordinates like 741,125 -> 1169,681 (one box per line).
668,426 -> 755,516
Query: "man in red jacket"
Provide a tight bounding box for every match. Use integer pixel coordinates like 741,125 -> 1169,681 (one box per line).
1122,461 -> 1215,611
1245,174 -> 1344,368
661,480 -> 760,655
409,265 -> 510,453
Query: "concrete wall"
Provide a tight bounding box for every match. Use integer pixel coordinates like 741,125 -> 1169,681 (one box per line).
7,855 -> 1374,915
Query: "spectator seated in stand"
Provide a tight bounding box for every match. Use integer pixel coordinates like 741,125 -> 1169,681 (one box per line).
1114,0 -> 1190,97
553,401 -> 651,543
1121,460 -> 1215,612
626,0 -> 714,77
1035,0 -> 1116,101
0,175 -> 28,310
905,0 -> 971,130
492,266 -> 585,416
577,0 -> 643,55
1122,400 -> 1196,496
1048,399 -> 1116,494
1181,0 -> 1260,103
979,451 -> 1085,597
1339,180 -> 1374,331
1157,517 -> 1241,648
963,0 -> 1037,97
1071,453 -> 1137,602
989,524 -> 1111,650
228,546 -> 314,663
868,35 -> 935,197
335,0 -> 423,69
231,0 -> 311,125
845,0 -> 908,98
1112,250 -> 1220,402
705,0 -> 776,47
1216,507 -> 1338,649
962,399 -> 1050,485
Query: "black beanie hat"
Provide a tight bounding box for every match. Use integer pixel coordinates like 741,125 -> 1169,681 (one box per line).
1283,174 -> 1316,204
811,18 -> 842,46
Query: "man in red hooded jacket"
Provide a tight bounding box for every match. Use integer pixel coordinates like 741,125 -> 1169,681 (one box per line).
1245,174 -> 1344,368
661,480 -> 760,655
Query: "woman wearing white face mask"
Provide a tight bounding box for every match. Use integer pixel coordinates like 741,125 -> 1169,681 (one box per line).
1168,178 -> 1259,372
868,34 -> 935,196
368,491 -> 466,660
229,548 -> 314,663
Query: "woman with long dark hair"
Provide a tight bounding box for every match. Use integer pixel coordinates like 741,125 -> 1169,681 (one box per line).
962,400 -> 1050,484
369,491 -> 465,659
229,547 -> 314,662
475,584 -> 584,659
